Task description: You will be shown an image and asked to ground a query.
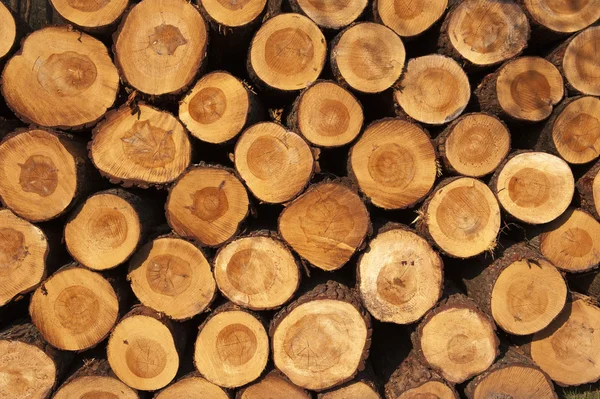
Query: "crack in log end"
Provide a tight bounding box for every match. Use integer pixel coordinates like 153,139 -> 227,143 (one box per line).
226,249 -> 277,295
265,28 -> 315,76
187,186 -> 229,222
146,254 -> 192,296
125,337 -> 167,378
189,87 -> 227,125
216,324 -> 258,367
18,155 -> 59,197
148,24 -> 187,56
36,52 -> 97,97
54,286 -> 100,334
121,120 -> 176,168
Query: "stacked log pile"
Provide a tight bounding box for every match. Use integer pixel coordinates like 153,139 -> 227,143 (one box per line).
1,0 -> 600,398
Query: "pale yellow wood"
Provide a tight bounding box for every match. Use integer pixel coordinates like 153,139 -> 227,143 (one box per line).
201,0 -> 266,27
524,0 -> 600,33
50,0 -> 129,28
563,26 -> 600,96
399,381 -> 457,399
321,381 -> 380,399
0,2 -> 16,59
0,340 -> 56,399
155,376 -> 228,399
472,366 -> 556,399
377,0 -> 447,37
296,0 -> 367,29
53,376 -> 138,399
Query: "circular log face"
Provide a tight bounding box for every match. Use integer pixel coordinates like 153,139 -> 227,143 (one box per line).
332,22 -> 405,93
295,0 -> 367,29
240,371 -> 310,399
443,114 -> 510,177
128,237 -> 216,320
166,166 -> 249,246
494,152 -> 574,224
194,310 -> 269,388
53,376 -> 138,399
272,299 -> 368,390
108,314 -> 179,391
200,0 -> 266,27
1,26 -> 118,128
496,57 -> 564,122
350,118 -> 437,209
278,182 -> 370,271
425,178 -> 501,258
524,0 -> 600,33
358,228 -> 443,324
50,0 -> 128,28
471,365 -> 556,399
377,0 -> 447,38
155,376 -> 228,399
490,258 -> 567,335
91,105 -> 191,186
447,0 -> 529,66
321,381 -> 379,399
180,71 -> 250,144
295,81 -> 363,147
551,96 -> 600,164
594,171 -> 600,217
214,236 -> 300,310
0,209 -> 48,307
0,2 -> 16,59
29,267 -> 119,351
531,295 -> 600,386
399,381 -> 457,399
394,55 -> 470,125
563,26 -> 600,96
0,340 -> 56,399
249,13 -> 327,91
539,208 -> 600,272
115,0 -> 207,95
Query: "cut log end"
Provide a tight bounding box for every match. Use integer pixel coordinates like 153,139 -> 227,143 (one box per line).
376,0 -> 448,38
200,0 -> 267,28
279,181 -> 370,271
524,0 -> 600,33
0,209 -> 48,307
394,55 -> 470,125
531,294 -> 600,386
156,375 -> 228,399
0,340 -> 57,398
539,208 -> 600,272
91,104 -> 191,186
0,2 -> 16,59
423,178 -> 501,258
292,0 -> 368,29
115,0 -> 207,95
29,267 -> 119,351
358,227 -> 443,324
194,309 -> 269,388
166,165 -> 249,247
108,312 -> 179,391
496,57 -> 564,122
446,0 -> 529,66
180,71 -> 252,144
440,113 -> 510,177
321,381 -> 380,399
128,237 -> 216,320
214,235 -> 300,310
398,382 -> 457,399
350,118 -> 437,210
563,26 -> 600,96
1,26 -> 118,128
331,22 -> 405,94
249,13 -> 327,92
50,0 -> 128,29
54,376 -> 138,399
235,122 -> 313,204
292,81 -> 363,147
239,370 -> 310,399
467,365 -> 556,399
493,152 -> 574,224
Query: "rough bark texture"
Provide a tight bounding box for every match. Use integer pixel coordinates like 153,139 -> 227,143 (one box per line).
577,159 -> 600,220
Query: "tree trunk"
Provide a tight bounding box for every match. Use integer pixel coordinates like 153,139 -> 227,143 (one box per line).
49,0 -> 128,32
373,0 -> 448,39
155,371 -> 229,399
288,0 -> 368,31
236,369 -> 310,399
577,159 -> 600,220
517,0 -> 600,38
0,2 -> 18,62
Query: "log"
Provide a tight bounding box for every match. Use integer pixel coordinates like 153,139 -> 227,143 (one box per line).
438,0 -> 529,68
373,0 -> 448,39
0,321 -> 72,398
490,151 -> 574,224
475,56 -> 564,123
394,54 -> 470,125
247,13 -> 326,93
577,159 -> 600,219
0,2 -> 17,60
465,347 -> 557,399
0,209 -> 49,307
417,177 -> 501,258
90,104 -> 192,188
348,118 -> 437,210
287,80 -> 364,148
53,358 -> 139,399
234,122 -> 314,204
49,0 -> 128,31
127,235 -> 217,320
529,293 -> 600,386
412,294 -> 499,384
270,281 -> 371,391
569,270 -> 600,300
384,350 -> 458,399
0,128 -> 93,222
534,96 -> 600,165
518,0 -> 600,35
199,0 -> 267,33
114,0 -> 208,96
213,233 -> 300,310
319,379 -> 380,399
179,71 -> 264,144
435,113 -> 511,177
278,180 -> 370,271
1,26 -> 119,129
107,305 -> 184,391
194,303 -> 269,388
166,164 -> 250,247
288,0 -> 368,30
29,265 -> 120,351
236,369 -> 310,399
155,372 -> 228,399
462,243 -> 567,335
357,224 -> 443,324
330,22 -> 406,94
